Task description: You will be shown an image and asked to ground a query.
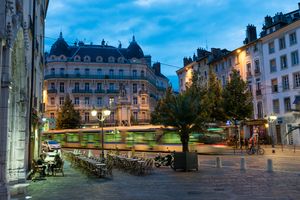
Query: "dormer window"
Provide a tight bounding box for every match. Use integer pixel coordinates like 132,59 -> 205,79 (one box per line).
50,55 -> 56,61
118,57 -> 124,63
96,56 -> 103,62
84,56 -> 91,62
74,55 -> 81,62
108,56 -> 115,63
60,55 -> 66,61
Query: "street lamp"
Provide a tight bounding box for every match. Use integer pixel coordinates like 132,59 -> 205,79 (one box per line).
267,114 -> 277,154
91,107 -> 111,158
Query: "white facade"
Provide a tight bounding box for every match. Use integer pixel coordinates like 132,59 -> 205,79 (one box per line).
261,20 -> 300,145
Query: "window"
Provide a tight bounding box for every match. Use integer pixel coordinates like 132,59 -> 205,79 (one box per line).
85,83 -> 90,91
109,69 -> 114,77
50,113 -> 55,119
215,65 -> 218,73
132,70 -> 137,78
133,84 -> 137,93
282,75 -> 290,90
97,69 -> 102,76
289,32 -> 297,46
133,112 -> 138,121
222,75 -> 226,86
59,82 -> 64,93
51,68 -> 55,75
141,97 -> 146,104
141,70 -> 145,77
97,97 -> 102,106
60,68 -> 64,75
50,97 -> 55,105
133,97 -> 138,104
284,97 -> 291,112
293,72 -> 300,88
84,97 -> 89,105
228,58 -> 232,67
75,82 -> 79,91
97,83 -> 102,91
204,71 -> 207,79
119,69 -> 124,78
273,99 -> 280,114
59,97 -> 64,105
74,97 -> 79,105
85,68 -> 90,75
271,79 -> 278,93
279,37 -> 286,50
280,55 -> 287,69
109,83 -> 114,90
84,112 -> 89,122
246,63 -> 251,76
109,97 -> 114,106
270,59 -> 277,73
75,68 -> 80,76
268,41 -> 275,54
291,50 -> 299,66
221,62 -> 225,70
50,82 -> 55,89
141,83 -> 145,91
257,102 -> 263,119
254,60 -> 260,73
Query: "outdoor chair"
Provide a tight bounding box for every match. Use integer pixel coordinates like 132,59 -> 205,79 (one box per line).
31,159 -> 46,181
53,160 -> 64,176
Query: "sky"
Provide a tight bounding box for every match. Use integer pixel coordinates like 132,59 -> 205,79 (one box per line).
45,0 -> 300,91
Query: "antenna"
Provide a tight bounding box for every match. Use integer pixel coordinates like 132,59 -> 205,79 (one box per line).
205,39 -> 208,50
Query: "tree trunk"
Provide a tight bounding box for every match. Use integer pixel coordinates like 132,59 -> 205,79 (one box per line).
180,131 -> 190,152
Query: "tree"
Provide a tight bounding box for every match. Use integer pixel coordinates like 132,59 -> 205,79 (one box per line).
56,95 -> 81,129
151,84 -> 206,152
223,69 -> 253,120
203,71 -> 225,122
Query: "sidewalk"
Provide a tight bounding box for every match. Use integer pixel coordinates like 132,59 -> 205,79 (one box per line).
12,159 -> 300,200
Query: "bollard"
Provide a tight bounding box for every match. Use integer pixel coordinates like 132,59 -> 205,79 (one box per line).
267,159 -> 273,172
216,157 -> 222,168
240,157 -> 246,171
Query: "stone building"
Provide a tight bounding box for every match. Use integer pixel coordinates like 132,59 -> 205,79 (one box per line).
44,34 -> 168,128
176,3 -> 300,145
0,0 -> 48,199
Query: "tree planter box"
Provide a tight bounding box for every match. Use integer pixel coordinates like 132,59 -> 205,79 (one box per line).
173,152 -> 198,171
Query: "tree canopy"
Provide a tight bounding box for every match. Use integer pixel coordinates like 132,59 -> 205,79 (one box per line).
56,95 -> 81,129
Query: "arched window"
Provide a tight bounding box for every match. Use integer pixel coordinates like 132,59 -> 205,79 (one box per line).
108,56 -> 115,63
96,56 -> 103,62
60,55 -> 66,61
118,57 -> 124,63
74,55 -> 81,62
84,56 -> 91,62
50,55 -> 56,61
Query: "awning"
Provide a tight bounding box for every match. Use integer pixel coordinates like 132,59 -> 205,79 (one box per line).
293,96 -> 300,104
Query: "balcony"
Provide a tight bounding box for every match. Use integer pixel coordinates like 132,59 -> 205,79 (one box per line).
246,71 -> 252,78
47,88 -> 57,93
254,68 -> 261,75
94,89 -> 106,94
256,89 -> 262,96
106,89 -> 119,94
72,89 -> 93,93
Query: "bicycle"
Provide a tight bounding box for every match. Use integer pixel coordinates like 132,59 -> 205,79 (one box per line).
246,146 -> 265,155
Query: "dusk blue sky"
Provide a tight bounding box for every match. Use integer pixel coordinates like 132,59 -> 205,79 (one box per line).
45,0 -> 300,91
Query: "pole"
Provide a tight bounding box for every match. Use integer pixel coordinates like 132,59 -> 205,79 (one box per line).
271,121 -> 275,154
101,120 -> 104,158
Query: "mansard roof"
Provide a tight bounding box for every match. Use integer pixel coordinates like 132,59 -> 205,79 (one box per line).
49,33 -> 145,62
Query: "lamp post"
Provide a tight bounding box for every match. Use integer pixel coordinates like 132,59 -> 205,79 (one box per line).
267,114 -> 277,154
91,108 -> 111,158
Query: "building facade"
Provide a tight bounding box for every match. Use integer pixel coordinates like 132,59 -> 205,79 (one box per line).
0,0 -> 48,199
177,3 -> 300,145
44,35 -> 168,128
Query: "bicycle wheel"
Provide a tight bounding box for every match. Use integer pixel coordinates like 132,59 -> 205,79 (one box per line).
258,148 -> 265,155
246,148 -> 253,155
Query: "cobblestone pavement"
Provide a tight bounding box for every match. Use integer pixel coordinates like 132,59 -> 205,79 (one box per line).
12,153 -> 300,200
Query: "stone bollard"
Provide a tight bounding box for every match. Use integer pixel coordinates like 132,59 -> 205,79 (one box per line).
267,159 -> 273,172
240,157 -> 246,171
216,157 -> 222,168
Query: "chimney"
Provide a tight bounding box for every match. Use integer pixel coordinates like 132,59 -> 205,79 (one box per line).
153,62 -> 161,74
245,24 -> 257,44
264,15 -> 273,27
298,2 -> 300,9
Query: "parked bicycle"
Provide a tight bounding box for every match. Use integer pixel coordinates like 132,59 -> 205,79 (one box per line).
246,146 -> 265,155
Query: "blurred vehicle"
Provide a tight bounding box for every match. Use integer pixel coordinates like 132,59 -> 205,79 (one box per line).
42,140 -> 61,152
